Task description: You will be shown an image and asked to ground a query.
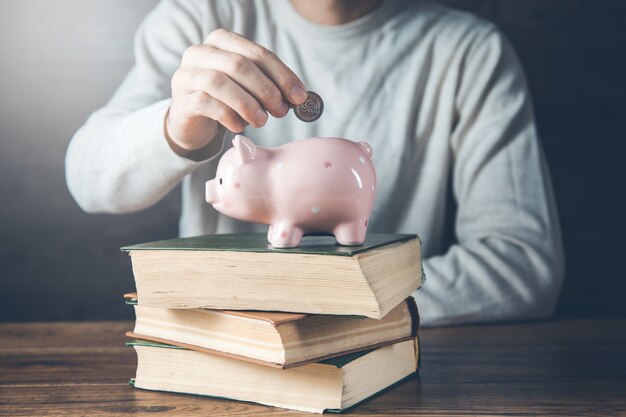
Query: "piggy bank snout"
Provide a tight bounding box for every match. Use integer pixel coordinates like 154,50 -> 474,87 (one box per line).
206,179 -> 218,204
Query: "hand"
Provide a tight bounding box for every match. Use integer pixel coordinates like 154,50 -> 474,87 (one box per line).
166,29 -> 309,153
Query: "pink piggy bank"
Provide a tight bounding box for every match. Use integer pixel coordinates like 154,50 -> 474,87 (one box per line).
206,135 -> 376,248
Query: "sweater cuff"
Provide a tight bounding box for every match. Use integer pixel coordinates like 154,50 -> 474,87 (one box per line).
132,99 -> 226,173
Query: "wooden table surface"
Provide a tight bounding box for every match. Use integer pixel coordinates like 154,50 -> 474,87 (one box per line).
1,319 -> 625,416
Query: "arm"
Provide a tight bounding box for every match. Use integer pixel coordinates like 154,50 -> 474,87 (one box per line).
66,0 -> 307,214
415,28 -> 564,326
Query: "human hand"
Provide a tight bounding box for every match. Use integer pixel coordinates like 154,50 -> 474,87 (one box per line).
166,29 -> 308,152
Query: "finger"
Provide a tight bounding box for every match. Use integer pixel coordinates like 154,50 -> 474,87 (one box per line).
179,68 -> 268,128
182,91 -> 246,133
204,29 -> 308,105
181,45 -> 288,118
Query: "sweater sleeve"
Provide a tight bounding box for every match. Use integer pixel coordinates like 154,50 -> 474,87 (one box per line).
414,27 -> 565,326
65,0 -> 227,213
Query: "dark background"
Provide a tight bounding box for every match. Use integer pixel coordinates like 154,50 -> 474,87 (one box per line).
1,0 -> 625,322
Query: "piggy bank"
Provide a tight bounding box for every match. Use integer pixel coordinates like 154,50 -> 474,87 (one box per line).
205,135 -> 376,248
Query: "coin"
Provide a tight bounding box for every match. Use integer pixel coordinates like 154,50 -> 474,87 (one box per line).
293,91 -> 324,122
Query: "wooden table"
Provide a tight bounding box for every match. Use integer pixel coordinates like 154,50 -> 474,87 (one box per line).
1,319 -> 625,416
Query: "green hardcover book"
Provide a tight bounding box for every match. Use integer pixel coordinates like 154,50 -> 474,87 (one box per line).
128,337 -> 419,413
122,233 -> 423,319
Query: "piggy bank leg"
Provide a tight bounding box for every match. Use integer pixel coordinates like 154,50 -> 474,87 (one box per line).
268,223 -> 304,248
334,222 -> 367,246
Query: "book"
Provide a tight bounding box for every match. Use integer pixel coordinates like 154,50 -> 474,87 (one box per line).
129,337 -> 419,413
124,293 -> 419,368
121,233 -> 423,319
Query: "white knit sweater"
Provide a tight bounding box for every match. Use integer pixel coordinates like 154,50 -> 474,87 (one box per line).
66,0 -> 564,326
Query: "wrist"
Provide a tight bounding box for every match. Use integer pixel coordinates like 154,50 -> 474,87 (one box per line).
163,108 -> 223,161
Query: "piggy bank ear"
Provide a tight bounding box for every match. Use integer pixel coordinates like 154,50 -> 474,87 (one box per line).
232,135 -> 257,164
358,141 -> 373,158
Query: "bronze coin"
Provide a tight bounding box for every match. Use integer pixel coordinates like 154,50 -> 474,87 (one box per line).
293,91 -> 324,122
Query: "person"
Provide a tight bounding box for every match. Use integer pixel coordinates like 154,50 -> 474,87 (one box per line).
65,0 -> 564,326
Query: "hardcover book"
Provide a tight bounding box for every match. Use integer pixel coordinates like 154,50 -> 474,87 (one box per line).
125,293 -> 419,368
122,233 -> 423,319
129,337 -> 419,413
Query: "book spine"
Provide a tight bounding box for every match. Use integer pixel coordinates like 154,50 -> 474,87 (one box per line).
406,297 -> 420,338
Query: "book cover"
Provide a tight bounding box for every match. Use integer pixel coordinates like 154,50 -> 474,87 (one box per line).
121,233 -> 417,256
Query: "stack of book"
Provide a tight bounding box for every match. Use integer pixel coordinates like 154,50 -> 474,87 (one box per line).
122,233 -> 424,413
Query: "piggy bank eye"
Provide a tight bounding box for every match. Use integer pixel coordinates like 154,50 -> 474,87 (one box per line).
219,178 -> 223,185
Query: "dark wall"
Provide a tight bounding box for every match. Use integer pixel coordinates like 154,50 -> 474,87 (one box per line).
0,0 -> 166,321
1,0 -> 625,321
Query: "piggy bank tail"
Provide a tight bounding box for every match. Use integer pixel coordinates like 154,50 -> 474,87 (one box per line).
358,141 -> 373,158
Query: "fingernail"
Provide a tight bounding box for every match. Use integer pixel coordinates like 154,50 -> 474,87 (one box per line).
278,101 -> 289,115
255,109 -> 268,126
232,121 -> 244,132
291,85 -> 308,104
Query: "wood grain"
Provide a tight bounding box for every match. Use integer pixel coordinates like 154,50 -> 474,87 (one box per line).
1,320 -> 625,416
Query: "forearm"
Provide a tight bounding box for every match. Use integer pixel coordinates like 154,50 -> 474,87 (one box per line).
65,99 -> 224,214
416,232 -> 563,327
416,145 -> 565,327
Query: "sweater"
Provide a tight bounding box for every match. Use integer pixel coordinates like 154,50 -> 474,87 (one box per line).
65,0 -> 564,326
